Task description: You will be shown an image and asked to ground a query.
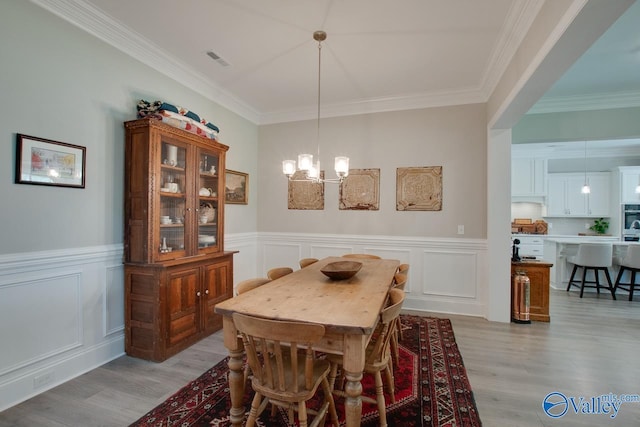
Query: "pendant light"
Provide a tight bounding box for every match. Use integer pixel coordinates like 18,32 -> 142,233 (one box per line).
581,141 -> 590,194
282,31 -> 349,183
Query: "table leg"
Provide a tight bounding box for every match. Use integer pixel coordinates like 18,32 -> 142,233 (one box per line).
222,316 -> 245,427
342,334 -> 366,427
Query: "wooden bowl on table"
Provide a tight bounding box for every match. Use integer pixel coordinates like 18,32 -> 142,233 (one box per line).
320,261 -> 363,280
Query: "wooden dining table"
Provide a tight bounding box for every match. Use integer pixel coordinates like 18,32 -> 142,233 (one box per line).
214,256 -> 400,427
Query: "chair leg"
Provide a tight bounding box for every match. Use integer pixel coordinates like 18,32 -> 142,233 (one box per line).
613,266 -> 625,296
384,361 -> 396,403
321,377 -> 339,426
579,266 -> 588,298
603,267 -> 616,300
297,400 -> 308,427
567,265 -> 579,291
630,270 -> 637,301
246,392 -> 263,427
373,371 -> 387,427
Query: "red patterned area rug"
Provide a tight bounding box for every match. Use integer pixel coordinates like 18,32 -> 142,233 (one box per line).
130,315 -> 481,426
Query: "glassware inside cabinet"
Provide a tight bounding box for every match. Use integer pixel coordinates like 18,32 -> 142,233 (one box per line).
198,149 -> 219,250
159,193 -> 185,255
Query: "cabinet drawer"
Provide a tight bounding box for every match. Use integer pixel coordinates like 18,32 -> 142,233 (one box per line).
518,244 -> 544,256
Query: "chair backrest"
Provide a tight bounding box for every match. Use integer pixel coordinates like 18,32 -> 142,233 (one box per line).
267,267 -> 294,280
574,243 -> 613,267
397,263 -> 410,274
299,258 -> 319,269
393,272 -> 407,291
622,244 -> 640,269
233,313 -> 325,393
342,253 -> 381,259
236,278 -> 271,295
366,288 -> 405,366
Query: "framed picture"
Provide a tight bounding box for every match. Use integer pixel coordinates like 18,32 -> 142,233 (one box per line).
225,169 -> 248,204
339,168 -> 380,210
288,171 -> 325,210
396,166 -> 442,211
15,134 -> 86,188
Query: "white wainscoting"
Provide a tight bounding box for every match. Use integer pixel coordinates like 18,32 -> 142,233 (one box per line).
256,232 -> 488,318
0,245 -> 124,411
0,233 -> 487,411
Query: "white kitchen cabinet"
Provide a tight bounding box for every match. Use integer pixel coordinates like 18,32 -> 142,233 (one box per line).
619,167 -> 640,204
512,158 -> 547,198
546,172 -> 610,217
513,235 -> 545,258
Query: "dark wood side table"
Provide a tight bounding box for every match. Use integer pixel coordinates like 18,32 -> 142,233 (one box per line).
511,260 -> 553,322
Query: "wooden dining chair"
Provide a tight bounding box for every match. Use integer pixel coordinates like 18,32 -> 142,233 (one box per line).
328,288 -> 405,427
397,263 -> 410,274
235,277 -> 271,296
234,277 -> 272,384
299,258 -> 319,269
233,313 -> 339,427
390,273 -> 407,366
267,267 -> 294,280
341,253 -> 381,259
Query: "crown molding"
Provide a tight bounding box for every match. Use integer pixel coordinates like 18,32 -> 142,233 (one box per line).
30,0 -> 262,124
480,0 -> 545,100
513,139 -> 640,159
528,90 -> 640,114
259,87 -> 486,124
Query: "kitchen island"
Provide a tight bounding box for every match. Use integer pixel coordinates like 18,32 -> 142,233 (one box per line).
544,236 -> 633,288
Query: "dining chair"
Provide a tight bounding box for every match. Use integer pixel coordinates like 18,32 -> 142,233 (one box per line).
233,313 -> 339,427
234,277 -> 272,384
267,267 -> 294,280
328,288 -> 405,427
390,273 -> 408,366
566,243 -> 616,299
235,277 -> 271,296
397,263 -> 410,274
299,258 -> 319,269
341,253 -> 381,259
613,244 -> 640,301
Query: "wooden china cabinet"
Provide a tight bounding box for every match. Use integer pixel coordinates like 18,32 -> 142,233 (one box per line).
124,118 -> 235,362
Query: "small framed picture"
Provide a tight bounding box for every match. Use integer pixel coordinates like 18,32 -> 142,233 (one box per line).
225,169 -> 248,204
15,134 -> 86,188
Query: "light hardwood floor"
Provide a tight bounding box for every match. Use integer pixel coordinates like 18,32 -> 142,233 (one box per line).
1,288 -> 639,426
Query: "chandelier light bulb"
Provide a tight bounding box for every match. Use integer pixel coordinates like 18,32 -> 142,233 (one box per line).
298,154 -> 313,171
282,160 -> 296,177
334,156 -> 349,177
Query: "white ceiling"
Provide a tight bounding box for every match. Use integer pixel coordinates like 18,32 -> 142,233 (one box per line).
32,0 -> 640,125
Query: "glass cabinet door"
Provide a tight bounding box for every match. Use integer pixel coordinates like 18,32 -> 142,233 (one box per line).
197,148 -> 219,252
159,140 -> 187,258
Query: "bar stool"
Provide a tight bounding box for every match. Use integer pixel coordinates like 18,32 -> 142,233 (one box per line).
614,244 -> 640,301
566,243 -> 616,299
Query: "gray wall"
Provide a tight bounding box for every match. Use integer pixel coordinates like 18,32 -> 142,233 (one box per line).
0,1 -> 259,255
257,104 -> 488,238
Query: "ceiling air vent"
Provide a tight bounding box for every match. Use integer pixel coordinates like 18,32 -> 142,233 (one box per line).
206,50 -> 230,67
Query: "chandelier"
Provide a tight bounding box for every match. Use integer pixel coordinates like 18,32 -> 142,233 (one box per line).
282,30 -> 349,183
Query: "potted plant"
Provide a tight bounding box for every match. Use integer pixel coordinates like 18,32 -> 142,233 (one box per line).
589,218 -> 609,235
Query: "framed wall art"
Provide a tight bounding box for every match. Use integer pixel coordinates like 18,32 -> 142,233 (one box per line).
288,171 -> 325,210
225,169 -> 248,204
339,168 -> 380,210
396,166 -> 442,211
15,133 -> 86,188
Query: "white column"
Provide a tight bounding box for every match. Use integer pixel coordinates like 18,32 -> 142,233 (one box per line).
487,129 -> 512,322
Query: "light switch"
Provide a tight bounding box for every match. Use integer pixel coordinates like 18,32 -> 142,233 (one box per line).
457,225 -> 464,235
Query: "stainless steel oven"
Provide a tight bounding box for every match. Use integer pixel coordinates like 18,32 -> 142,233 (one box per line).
622,204 -> 640,240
